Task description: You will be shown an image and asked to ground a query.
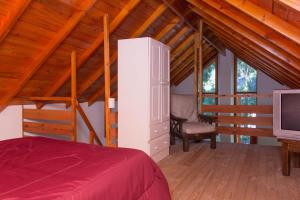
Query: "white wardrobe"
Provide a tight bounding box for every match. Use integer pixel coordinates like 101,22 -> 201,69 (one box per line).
118,37 -> 170,162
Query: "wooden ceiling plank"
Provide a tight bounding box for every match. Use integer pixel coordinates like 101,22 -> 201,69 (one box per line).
171,47 -> 216,82
155,16 -> 180,41
166,26 -> 190,47
279,0 -> 300,12
36,0 -> 141,109
223,0 -> 300,46
203,0 -> 300,61
171,43 -> 210,72
0,0 -> 96,111
0,0 -> 32,44
171,46 -> 194,70
171,34 -> 194,60
173,49 -> 218,85
81,4 -> 170,104
188,1 -> 300,73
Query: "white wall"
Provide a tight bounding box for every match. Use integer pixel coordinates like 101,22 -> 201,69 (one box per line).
0,102 -> 106,144
171,49 -> 288,146
0,106 -> 22,140
171,73 -> 194,95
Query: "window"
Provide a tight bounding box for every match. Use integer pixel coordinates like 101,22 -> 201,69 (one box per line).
200,58 -> 218,114
235,58 -> 257,144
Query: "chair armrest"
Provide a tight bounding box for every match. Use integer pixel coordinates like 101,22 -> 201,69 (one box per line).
171,114 -> 187,123
198,114 -> 217,124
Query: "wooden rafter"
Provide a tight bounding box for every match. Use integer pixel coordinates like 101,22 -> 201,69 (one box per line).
80,3 -> 168,104
209,24 -> 299,87
171,45 -> 215,82
166,26 -> 190,47
162,0 -> 225,55
224,0 -> 300,46
172,48 -> 217,85
202,0 -> 300,60
207,19 -> 300,87
155,16 -> 180,40
0,0 -> 96,112
279,0 -> 300,12
0,0 -> 31,44
36,0 -> 141,109
188,1 -> 300,74
211,23 -> 300,87
171,34 -> 194,60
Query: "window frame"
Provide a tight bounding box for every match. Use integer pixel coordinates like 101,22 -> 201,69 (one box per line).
202,56 -> 218,102
234,56 -> 258,144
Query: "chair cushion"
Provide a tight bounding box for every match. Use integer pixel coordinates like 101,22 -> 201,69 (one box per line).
170,94 -> 198,122
182,122 -> 216,134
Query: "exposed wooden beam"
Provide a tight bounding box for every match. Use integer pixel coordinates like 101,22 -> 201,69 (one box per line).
172,49 -> 217,85
171,46 -> 214,82
0,0 -> 96,112
166,26 -> 190,47
103,14 -> 111,146
279,0 -> 300,12
80,4 -> 168,104
171,34 -> 194,60
199,19 -> 203,113
188,1 -> 300,74
210,25 -> 299,87
194,31 -> 200,111
161,0 -> 225,55
203,0 -> 300,60
37,0 -> 141,109
207,18 -> 300,87
0,0 -> 31,44
171,46 -> 194,69
224,0 -> 300,46
155,16 -> 180,40
71,51 -> 77,142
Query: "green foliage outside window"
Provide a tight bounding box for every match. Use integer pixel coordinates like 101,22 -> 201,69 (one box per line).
203,62 -> 216,93
236,59 -> 257,93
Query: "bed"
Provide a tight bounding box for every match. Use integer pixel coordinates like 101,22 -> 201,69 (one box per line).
0,137 -> 171,200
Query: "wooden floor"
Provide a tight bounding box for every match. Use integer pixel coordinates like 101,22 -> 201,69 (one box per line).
159,141 -> 300,200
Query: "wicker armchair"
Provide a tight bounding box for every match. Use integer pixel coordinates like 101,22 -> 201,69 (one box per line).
170,94 -> 217,152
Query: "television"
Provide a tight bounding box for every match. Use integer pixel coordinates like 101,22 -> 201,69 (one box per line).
273,89 -> 300,140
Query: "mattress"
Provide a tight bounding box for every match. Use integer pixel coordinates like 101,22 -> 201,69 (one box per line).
0,137 -> 171,200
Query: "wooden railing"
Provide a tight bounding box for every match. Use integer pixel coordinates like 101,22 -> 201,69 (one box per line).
202,94 -> 273,137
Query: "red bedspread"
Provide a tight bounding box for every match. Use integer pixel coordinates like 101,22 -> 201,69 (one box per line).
0,137 -> 171,200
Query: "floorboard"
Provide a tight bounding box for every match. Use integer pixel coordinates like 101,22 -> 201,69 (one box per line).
158,142 -> 300,200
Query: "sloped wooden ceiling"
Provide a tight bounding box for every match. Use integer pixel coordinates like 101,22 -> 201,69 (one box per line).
185,0 -> 300,88
0,0 -> 222,110
0,0 -> 299,110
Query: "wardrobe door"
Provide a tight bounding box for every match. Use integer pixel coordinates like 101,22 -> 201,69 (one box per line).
150,40 -> 161,85
161,84 -> 170,122
160,47 -> 170,84
150,85 -> 161,124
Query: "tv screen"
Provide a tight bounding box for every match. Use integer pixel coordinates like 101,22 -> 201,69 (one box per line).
281,94 -> 300,131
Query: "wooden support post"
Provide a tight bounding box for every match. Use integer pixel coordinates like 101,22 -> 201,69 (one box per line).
199,19 -> 203,113
71,51 -> 77,142
104,14 -> 111,147
194,33 -> 200,109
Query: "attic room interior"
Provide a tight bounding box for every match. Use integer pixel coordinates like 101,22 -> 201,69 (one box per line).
1,0 -> 300,199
